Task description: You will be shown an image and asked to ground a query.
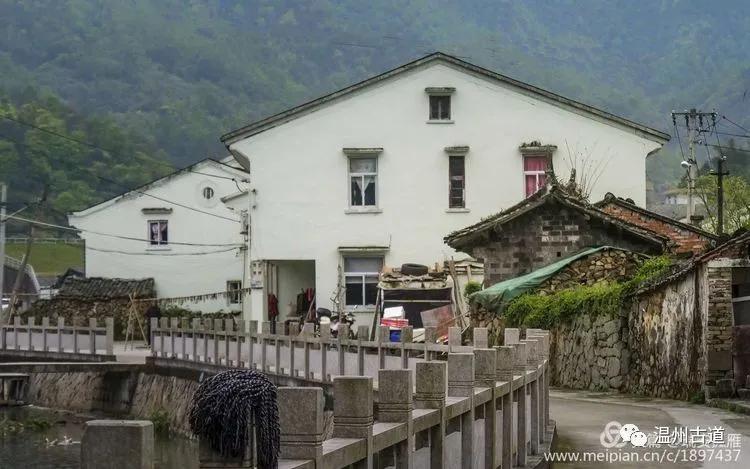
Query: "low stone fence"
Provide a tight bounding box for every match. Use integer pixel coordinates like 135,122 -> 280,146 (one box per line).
0,316 -> 114,357
89,325 -> 553,469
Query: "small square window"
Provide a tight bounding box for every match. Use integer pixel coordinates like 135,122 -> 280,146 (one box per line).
523,155 -> 548,197
148,220 -> 168,246
429,95 -> 451,120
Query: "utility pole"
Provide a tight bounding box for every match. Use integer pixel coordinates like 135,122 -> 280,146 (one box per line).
672,109 -> 716,226
0,182 -> 6,325
710,155 -> 730,236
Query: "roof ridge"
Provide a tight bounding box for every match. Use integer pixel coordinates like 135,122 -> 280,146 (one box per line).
221,52 -> 670,145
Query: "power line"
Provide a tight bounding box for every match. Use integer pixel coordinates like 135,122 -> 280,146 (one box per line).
721,115 -> 750,135
0,115 -> 247,183
6,214 -> 243,247
0,132 -> 241,223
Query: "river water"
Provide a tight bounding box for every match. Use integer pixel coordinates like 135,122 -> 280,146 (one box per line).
0,407 -> 199,468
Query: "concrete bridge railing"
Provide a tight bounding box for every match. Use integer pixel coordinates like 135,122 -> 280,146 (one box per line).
149,318 -> 552,468
1,316 -> 114,357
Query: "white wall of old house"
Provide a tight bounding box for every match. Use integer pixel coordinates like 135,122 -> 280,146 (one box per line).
230,60 -> 664,324
68,162 -> 248,313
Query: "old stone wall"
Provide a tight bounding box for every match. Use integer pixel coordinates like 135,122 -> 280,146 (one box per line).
473,200 -> 661,286
625,267 -> 705,399
25,370 -> 198,435
549,313 -> 627,390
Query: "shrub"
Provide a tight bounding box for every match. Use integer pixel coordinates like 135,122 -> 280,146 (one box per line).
464,281 -> 483,300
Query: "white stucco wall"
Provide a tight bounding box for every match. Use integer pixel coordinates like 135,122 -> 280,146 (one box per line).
230,61 -> 664,323
68,161 -> 248,313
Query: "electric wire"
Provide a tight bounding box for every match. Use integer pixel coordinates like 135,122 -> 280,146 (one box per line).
0,132 -> 241,223
86,245 -> 240,256
5,214 -> 243,247
721,115 -> 750,135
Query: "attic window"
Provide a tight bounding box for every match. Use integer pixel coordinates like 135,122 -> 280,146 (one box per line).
426,87 -> 455,122
520,144 -> 556,198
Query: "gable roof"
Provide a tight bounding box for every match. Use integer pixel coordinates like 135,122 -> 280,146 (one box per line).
444,184 -> 670,251
57,277 -> 155,300
221,52 -> 670,145
70,158 -> 248,218
594,193 -> 719,241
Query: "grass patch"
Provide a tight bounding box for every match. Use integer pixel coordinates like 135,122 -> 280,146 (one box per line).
5,242 -> 84,276
505,256 -> 674,328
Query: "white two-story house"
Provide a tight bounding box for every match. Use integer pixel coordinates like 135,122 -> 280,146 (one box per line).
221,52 -> 669,326
68,158 -> 249,313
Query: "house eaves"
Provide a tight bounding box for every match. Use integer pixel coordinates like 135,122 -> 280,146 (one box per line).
221,52 -> 670,146
594,193 -> 719,241
444,186 -> 670,251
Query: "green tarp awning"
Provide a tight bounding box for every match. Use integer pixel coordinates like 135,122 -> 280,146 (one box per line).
470,246 -> 618,314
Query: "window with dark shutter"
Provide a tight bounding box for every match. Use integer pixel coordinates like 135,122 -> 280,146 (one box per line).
449,155 -> 465,208
429,95 -> 451,120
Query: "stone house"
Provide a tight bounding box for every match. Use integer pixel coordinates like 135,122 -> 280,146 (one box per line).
27,277 -> 155,339
444,184 -> 670,287
595,193 -> 717,256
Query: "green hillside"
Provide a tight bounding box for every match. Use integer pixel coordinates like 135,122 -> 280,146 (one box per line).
5,242 -> 84,276
1,0 -> 749,214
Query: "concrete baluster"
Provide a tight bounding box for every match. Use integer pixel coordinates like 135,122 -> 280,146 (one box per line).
190,318 -> 199,362
474,327 -> 489,348
424,326 -> 437,360
521,338 -> 540,454
279,387 -> 324,467
274,323 -> 282,374
88,318 -> 97,354
13,316 -> 20,351
159,317 -> 169,359
261,321 -> 270,372
213,319 -> 221,365
235,319 -> 245,367
169,318 -> 178,359
357,325 -> 369,376
41,317 -> 49,352
27,316 -> 35,351
149,318 -> 158,357
415,361 -> 447,469
0,320 -> 6,350
378,325 -> 389,369
333,376 -> 374,469
319,323 -> 330,381
81,420 -> 154,469
223,318 -> 232,365
179,318 -> 188,360
448,326 -> 461,351
338,323 -> 349,376
448,353 -> 474,469
57,317 -> 65,353
248,320 -> 258,369
400,326 -> 413,369
504,327 -> 520,345
513,342 -> 528,466
474,348 -> 497,469
287,324 -> 296,377
105,318 -> 114,356
378,369 -> 414,468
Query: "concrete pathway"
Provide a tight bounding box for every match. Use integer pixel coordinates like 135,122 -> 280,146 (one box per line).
550,389 -> 750,468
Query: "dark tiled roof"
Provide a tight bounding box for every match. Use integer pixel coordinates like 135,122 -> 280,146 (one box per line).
594,193 -> 719,240
58,277 -> 155,300
444,184 -> 670,250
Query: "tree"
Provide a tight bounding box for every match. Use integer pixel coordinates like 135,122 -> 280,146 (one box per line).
694,174 -> 750,234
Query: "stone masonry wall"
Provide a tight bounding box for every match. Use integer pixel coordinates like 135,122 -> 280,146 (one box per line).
550,313 -> 627,390
625,267 -> 705,399
473,200 -> 661,286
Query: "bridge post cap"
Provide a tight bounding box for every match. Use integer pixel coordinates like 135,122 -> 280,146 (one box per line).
504,328 -> 520,345
473,327 -> 489,348
279,387 -> 325,435
448,327 -> 461,346
473,348 -> 497,383
378,369 -> 413,422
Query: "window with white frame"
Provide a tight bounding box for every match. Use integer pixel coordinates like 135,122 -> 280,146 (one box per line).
344,256 -> 383,308
349,157 -> 377,207
523,155 -> 548,197
429,95 -> 451,120
227,280 -> 242,305
148,220 -> 168,246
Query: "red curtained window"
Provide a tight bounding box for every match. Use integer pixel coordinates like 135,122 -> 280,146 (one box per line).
524,156 -> 548,197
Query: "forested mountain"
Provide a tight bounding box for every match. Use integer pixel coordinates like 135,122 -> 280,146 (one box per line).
1,0 -> 749,216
